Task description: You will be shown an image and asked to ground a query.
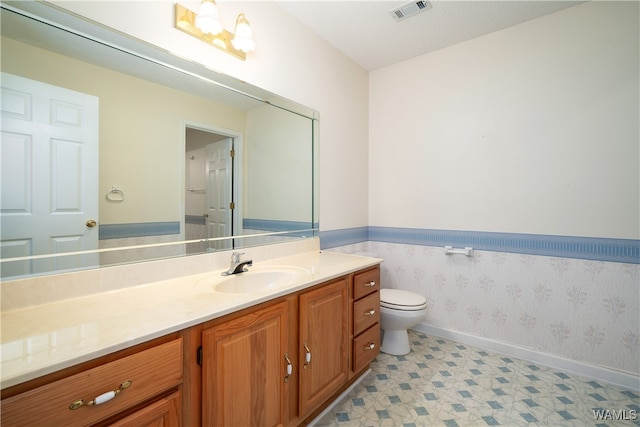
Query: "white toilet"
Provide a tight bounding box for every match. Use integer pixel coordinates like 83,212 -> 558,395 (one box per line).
379,289 -> 428,355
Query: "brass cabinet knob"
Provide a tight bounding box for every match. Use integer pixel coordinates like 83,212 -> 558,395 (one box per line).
86,219 -> 97,228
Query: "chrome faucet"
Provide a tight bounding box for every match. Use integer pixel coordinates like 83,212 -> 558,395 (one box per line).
222,251 -> 253,276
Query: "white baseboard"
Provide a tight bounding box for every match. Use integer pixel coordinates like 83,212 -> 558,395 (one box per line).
307,369 -> 372,426
413,322 -> 640,392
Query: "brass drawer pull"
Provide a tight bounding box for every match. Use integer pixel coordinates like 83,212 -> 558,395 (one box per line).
363,309 -> 376,316
363,342 -> 376,351
69,380 -> 132,410
364,281 -> 376,288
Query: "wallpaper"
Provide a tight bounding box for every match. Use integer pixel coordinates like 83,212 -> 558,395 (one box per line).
331,241 -> 639,376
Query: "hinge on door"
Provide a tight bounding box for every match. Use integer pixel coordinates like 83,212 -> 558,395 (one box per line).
197,346 -> 203,366
230,149 -> 235,158
230,202 -> 235,210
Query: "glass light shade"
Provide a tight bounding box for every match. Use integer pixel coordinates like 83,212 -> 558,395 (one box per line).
231,14 -> 255,52
195,0 -> 222,35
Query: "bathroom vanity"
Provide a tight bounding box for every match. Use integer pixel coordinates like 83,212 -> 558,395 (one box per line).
0,249 -> 381,426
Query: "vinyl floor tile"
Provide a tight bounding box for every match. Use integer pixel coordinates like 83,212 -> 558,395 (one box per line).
313,331 -> 640,427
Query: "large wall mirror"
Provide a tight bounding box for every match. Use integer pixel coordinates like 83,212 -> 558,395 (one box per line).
0,2 -> 319,280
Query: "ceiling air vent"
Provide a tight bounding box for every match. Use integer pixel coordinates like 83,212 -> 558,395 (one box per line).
389,0 -> 432,22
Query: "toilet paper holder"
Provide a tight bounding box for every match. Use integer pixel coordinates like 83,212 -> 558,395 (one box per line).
444,246 -> 474,257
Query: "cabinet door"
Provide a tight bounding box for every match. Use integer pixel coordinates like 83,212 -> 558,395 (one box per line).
202,301 -> 289,427
109,390 -> 181,427
299,277 -> 348,417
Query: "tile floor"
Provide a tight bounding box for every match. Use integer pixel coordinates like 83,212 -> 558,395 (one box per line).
313,330 -> 640,427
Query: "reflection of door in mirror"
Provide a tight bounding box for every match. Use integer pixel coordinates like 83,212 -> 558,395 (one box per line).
0,73 -> 99,278
185,127 -> 234,253
206,138 -> 232,251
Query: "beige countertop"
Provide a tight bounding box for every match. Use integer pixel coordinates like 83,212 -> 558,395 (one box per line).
1,250 -> 381,389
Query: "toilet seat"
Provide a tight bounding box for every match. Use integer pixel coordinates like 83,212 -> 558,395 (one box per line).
380,289 -> 427,311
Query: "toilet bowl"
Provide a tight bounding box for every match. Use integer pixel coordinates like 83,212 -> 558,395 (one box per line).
379,289 -> 427,355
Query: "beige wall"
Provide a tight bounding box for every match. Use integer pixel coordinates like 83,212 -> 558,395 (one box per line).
245,105 -> 312,222
369,1 -> 639,239
1,37 -> 247,225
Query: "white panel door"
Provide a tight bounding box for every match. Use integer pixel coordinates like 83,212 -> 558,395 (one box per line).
1,73 -> 99,278
206,138 -> 232,250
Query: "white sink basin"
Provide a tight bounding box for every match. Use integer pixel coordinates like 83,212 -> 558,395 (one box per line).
203,265 -> 311,294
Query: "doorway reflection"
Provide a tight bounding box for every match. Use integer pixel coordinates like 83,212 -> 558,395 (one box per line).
185,127 -> 235,253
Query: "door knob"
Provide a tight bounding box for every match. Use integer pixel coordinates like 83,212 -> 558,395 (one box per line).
86,219 -> 97,228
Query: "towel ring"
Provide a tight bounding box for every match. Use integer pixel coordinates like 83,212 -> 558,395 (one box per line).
106,186 -> 125,201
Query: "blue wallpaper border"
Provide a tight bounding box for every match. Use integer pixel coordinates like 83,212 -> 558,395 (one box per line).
243,219 -> 317,232
319,227 -> 369,248
320,226 -> 640,264
100,220 -> 318,240
99,222 -> 180,240
185,215 -> 206,225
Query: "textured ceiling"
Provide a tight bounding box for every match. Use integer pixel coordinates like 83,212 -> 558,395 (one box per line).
277,1 -> 583,71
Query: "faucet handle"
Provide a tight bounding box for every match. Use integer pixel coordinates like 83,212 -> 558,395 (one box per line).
231,252 -> 244,262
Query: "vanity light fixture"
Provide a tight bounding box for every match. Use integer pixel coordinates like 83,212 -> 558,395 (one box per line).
175,1 -> 255,60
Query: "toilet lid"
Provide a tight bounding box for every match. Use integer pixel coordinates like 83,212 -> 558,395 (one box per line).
380,289 -> 427,310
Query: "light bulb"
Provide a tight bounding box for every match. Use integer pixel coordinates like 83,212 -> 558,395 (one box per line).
195,0 -> 222,35
231,14 -> 255,52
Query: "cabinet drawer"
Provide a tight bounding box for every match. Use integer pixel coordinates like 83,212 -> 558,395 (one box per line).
353,267 -> 380,300
1,338 -> 183,427
353,291 -> 380,336
353,324 -> 380,373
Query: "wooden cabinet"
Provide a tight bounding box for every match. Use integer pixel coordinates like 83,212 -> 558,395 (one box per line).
298,276 -> 349,419
351,267 -> 380,374
200,277 -> 350,426
201,300 -> 289,427
1,338 -> 183,427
